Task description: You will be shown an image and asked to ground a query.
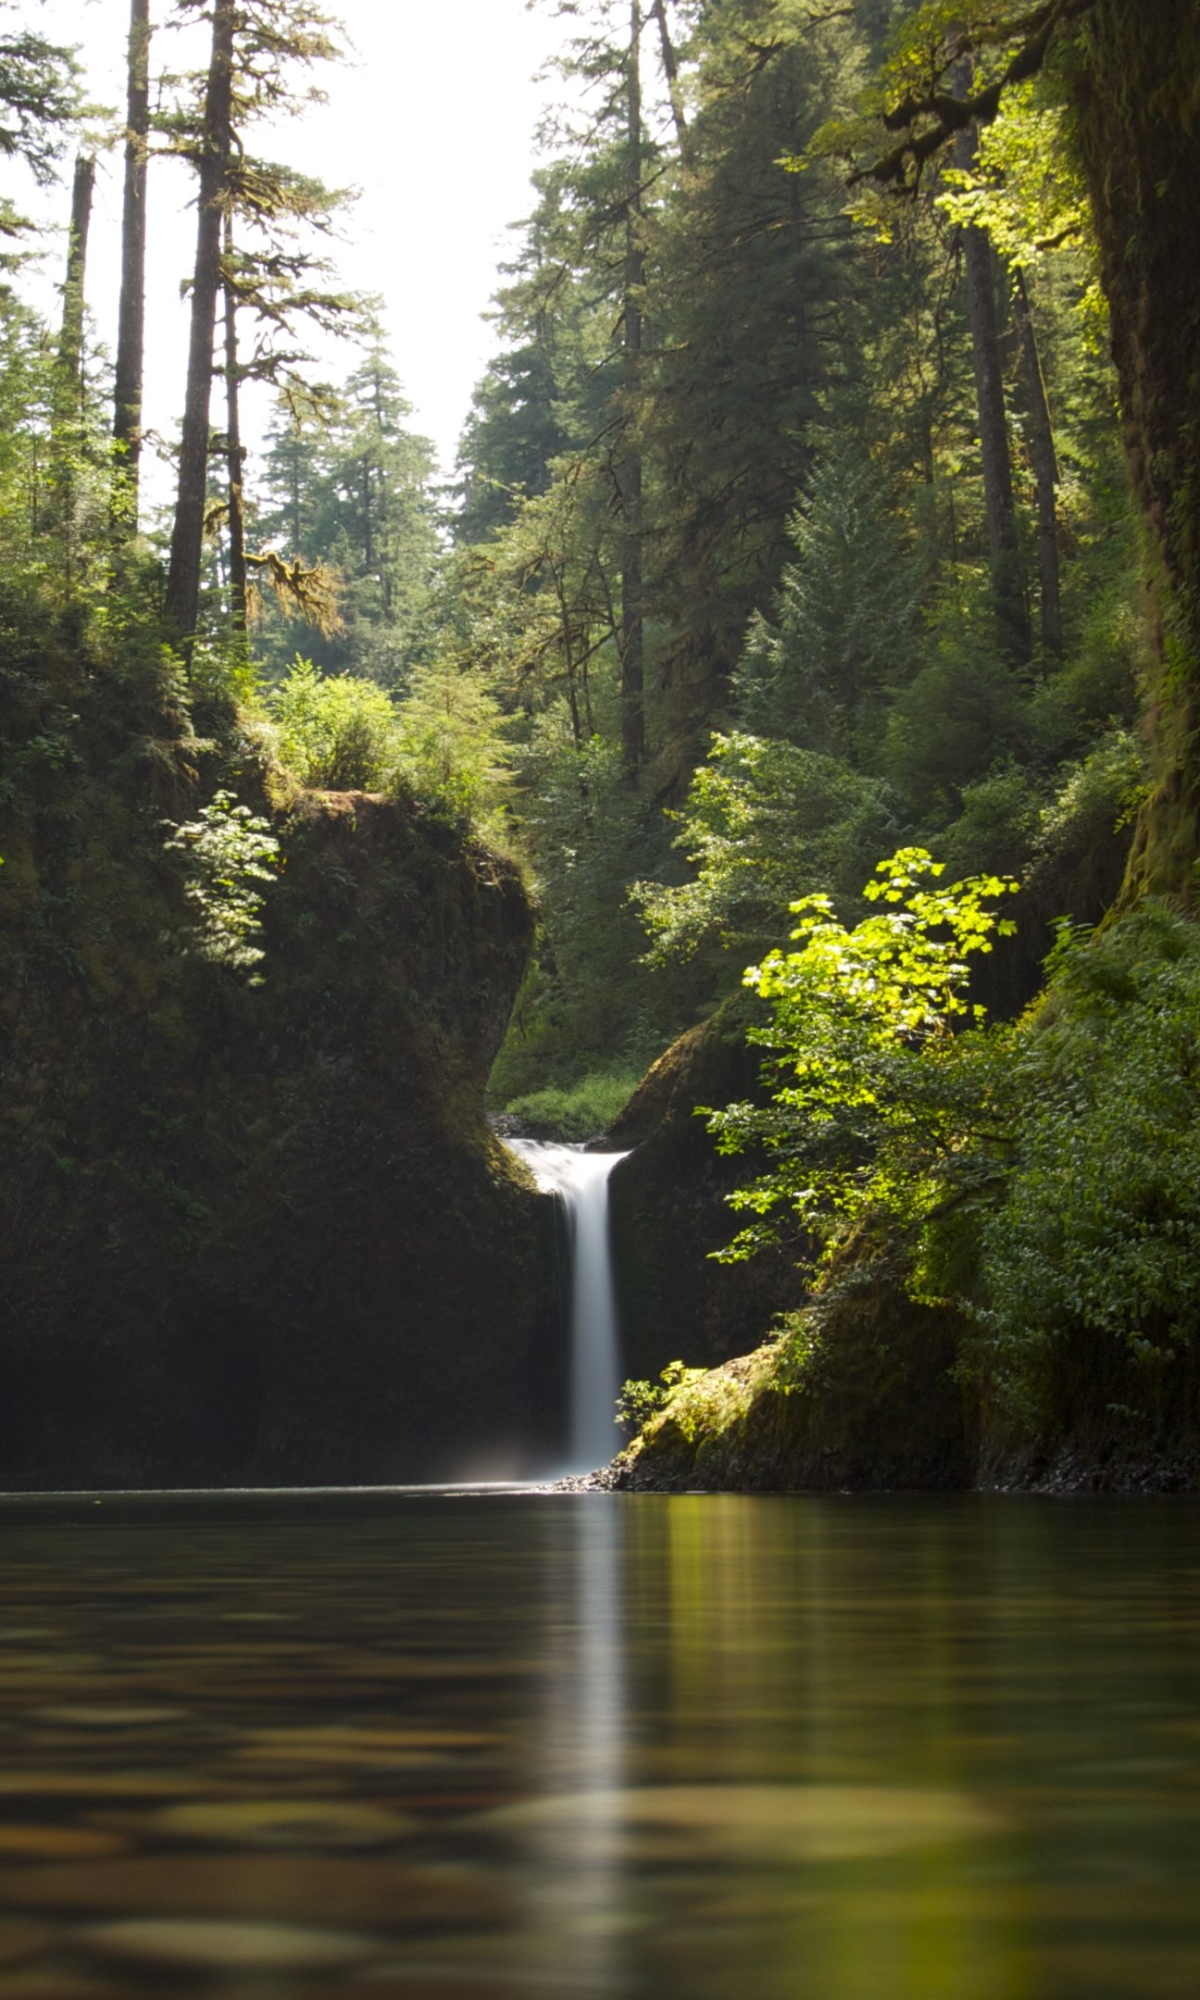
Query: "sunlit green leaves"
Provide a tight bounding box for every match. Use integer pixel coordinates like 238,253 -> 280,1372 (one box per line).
632,731 -> 895,969
707,848 -> 1017,1271
163,790 -> 281,980
269,657 -> 399,791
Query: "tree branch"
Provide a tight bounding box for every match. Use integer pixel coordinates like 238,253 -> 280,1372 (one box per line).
855,0 -> 1100,192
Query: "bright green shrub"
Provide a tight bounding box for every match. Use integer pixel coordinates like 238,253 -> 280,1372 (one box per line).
632,730 -> 897,968
394,658 -> 510,819
270,657 -> 399,791
709,847 -> 1017,1273
163,790 -> 280,980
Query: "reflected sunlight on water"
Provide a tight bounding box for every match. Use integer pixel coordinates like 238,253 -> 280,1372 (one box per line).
0,1492 -> 1196,1996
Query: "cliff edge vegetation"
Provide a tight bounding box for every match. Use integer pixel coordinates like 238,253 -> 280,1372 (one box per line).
0,586 -> 550,1486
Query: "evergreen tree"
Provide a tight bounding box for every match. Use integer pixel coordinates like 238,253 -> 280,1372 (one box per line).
163,0 -> 347,652
733,437 -> 923,764
254,349 -> 439,684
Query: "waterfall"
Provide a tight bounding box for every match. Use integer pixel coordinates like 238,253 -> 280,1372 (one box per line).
507,1140 -> 629,1473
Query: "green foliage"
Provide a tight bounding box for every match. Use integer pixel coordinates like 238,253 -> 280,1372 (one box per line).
880,585 -> 1028,813
616,1360 -> 708,1438
269,657 -> 398,791
502,1065 -> 641,1143
976,904 -> 1200,1418
1031,729 -> 1147,861
935,83 -> 1094,284
733,438 -> 923,761
491,707 -> 668,1090
633,730 -> 897,969
394,659 -> 511,823
708,847 -> 1017,1273
938,761 -> 1042,880
0,10 -> 81,204
163,789 -> 281,980
254,352 -> 440,686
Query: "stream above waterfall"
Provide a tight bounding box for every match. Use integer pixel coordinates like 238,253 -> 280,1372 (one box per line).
505,1138 -> 629,1474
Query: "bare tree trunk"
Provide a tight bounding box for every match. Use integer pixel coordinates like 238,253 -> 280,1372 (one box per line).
112,0 -> 151,530
56,154 -> 95,426
361,458 -> 374,569
52,152 -> 95,548
1013,266 -> 1063,658
165,0 -> 234,650
649,0 -> 690,165
222,212 -> 247,635
621,0 -> 646,776
954,82 -> 1030,664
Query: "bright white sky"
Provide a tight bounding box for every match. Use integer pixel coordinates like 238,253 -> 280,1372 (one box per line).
20,0 -> 571,504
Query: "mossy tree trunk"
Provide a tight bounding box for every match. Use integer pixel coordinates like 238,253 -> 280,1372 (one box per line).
1070,0 -> 1200,901
222,211 -> 248,637
1013,268 -> 1063,660
953,59 -> 1031,667
620,0 -> 646,777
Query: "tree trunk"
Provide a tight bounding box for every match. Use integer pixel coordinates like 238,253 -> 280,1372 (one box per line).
165,0 -> 235,650
362,458 -> 374,569
57,153 -> 95,410
289,424 -> 302,551
223,213 -> 247,635
52,152 -> 95,549
112,0 -> 151,530
1069,1 -> 1200,901
621,0 -> 646,776
1013,266 -> 1062,659
953,88 -> 1030,665
649,0 -> 691,165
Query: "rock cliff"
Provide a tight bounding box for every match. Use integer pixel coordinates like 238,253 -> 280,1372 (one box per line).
0,610 -> 552,1487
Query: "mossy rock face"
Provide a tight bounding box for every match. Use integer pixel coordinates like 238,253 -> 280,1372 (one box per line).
614,1251 -> 976,1493
605,995 -> 802,1385
979,1329 -> 1200,1495
0,626 -> 555,1487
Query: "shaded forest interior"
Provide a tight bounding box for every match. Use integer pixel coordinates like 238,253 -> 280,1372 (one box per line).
4,0 -> 1200,1487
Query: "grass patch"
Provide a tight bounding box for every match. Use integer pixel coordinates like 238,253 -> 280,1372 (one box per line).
503,1067 -> 642,1143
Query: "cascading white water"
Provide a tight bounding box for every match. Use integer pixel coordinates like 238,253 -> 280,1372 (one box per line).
507,1140 -> 629,1473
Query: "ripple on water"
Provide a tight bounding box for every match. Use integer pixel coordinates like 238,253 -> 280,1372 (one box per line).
147,1798 -> 418,1848
81,1916 -> 386,1974
470,1784 -> 1001,1863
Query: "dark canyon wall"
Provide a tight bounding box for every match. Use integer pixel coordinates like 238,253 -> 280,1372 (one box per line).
0,617 -> 553,1487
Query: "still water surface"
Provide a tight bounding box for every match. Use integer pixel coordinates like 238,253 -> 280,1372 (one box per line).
0,1492 -> 1197,1998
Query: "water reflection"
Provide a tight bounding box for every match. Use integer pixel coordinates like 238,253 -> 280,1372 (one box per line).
0,1493 -> 1196,1996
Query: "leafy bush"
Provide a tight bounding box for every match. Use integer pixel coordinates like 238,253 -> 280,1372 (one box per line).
881,587 -> 1028,812
632,730 -> 897,968
939,761 -> 1045,880
270,657 -> 399,790
708,848 -> 1017,1277
394,658 -> 510,819
1031,728 -> 1146,863
976,903 -> 1200,1416
616,1360 -> 728,1440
